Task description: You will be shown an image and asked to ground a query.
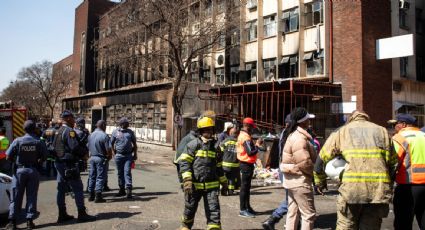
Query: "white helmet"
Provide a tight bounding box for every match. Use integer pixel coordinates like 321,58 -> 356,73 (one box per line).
325,157 -> 347,180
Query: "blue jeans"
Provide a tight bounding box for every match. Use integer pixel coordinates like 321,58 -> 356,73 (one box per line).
88,156 -> 107,193
272,169 -> 288,219
115,154 -> 132,189
55,161 -> 85,210
9,167 -> 39,220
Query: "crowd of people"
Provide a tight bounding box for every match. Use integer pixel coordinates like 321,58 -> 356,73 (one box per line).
2,110 -> 138,230
0,107 -> 424,230
174,108 -> 425,230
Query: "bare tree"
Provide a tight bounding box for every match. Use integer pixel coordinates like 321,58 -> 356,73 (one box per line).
94,0 -> 241,117
17,60 -> 74,119
0,80 -> 45,118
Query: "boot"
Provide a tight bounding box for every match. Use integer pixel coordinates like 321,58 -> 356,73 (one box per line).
94,192 -> 106,203
26,219 -> 35,230
5,220 -> 16,230
57,208 -> 75,223
103,184 -> 111,192
115,187 -> 126,197
126,188 -> 132,199
262,215 -> 280,230
77,208 -> 96,223
88,192 -> 95,202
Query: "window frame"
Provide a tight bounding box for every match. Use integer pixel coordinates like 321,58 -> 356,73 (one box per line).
263,58 -> 277,81
282,8 -> 299,33
245,20 -> 257,42
263,15 -> 277,38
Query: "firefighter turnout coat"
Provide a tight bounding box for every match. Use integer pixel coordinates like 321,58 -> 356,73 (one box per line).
315,111 -> 398,204
179,137 -> 227,190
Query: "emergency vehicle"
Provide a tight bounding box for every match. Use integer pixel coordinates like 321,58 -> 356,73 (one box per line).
0,101 -> 27,141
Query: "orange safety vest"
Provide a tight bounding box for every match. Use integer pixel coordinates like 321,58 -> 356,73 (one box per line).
0,136 -> 10,160
393,127 -> 425,184
236,131 -> 257,164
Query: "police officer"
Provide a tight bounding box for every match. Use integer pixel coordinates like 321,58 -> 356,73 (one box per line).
5,120 -> 47,230
111,117 -> 138,198
54,110 -> 96,223
74,117 -> 90,173
41,120 -> 60,177
87,120 -> 112,203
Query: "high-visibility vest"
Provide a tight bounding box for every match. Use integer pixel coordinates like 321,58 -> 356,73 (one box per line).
0,136 -> 10,160
236,131 -> 256,164
393,127 -> 425,184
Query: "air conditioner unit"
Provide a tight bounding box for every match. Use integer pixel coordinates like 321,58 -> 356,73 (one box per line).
247,0 -> 257,10
399,0 -> 410,10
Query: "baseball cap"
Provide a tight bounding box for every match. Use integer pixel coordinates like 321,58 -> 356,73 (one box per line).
388,113 -> 417,125
119,117 -> 129,125
61,110 -> 74,118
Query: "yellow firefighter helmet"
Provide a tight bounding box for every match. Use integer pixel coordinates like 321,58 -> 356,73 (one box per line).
197,116 -> 215,129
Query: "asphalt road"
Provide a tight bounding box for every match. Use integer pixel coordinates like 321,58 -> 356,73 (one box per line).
0,161 -> 418,230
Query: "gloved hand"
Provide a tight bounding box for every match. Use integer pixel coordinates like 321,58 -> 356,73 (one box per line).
183,179 -> 193,196
316,180 -> 328,196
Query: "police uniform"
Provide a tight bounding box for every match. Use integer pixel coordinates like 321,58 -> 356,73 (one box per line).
6,121 -> 47,229
111,126 -> 136,192
54,110 -> 95,223
41,125 -> 59,177
74,123 -> 90,172
87,128 -> 111,202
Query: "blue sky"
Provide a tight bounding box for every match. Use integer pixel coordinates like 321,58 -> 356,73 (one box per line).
0,0 -> 82,92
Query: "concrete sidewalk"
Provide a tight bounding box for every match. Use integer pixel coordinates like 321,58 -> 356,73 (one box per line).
134,142 -> 175,167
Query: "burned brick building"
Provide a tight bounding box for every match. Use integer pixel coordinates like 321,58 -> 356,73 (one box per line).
54,0 -> 425,147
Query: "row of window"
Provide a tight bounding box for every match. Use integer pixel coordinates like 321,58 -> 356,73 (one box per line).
245,2 -> 323,41
185,50 -> 324,84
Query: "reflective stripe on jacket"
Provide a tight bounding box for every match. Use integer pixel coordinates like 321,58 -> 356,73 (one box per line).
220,137 -> 239,168
314,112 -> 397,204
236,131 -> 256,164
0,136 -> 10,160
179,138 -> 226,190
393,127 -> 425,184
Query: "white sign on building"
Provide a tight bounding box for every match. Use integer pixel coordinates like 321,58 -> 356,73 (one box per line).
376,34 -> 414,60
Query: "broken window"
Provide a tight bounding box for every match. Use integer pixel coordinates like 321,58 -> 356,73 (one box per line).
245,62 -> 257,82
305,50 -> 324,76
279,55 -> 298,79
263,58 -> 277,81
282,8 -> 299,33
230,66 -> 239,84
305,1 -> 323,27
245,20 -> 257,42
263,15 -> 277,37
215,67 -> 225,84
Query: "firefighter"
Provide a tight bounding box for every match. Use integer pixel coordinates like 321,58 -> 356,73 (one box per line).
390,114 -> 425,230
174,130 -> 198,188
5,120 -> 47,230
179,116 -> 227,230
315,111 -> 398,230
219,126 -> 240,196
0,127 -> 11,174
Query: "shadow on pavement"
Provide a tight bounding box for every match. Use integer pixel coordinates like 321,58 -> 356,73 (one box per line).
106,196 -> 157,202
314,212 -> 337,229
251,191 -> 272,195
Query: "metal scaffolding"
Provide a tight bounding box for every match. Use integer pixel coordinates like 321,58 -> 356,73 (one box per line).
199,79 -> 343,138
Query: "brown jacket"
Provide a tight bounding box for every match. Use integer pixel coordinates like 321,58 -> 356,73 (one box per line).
281,127 -> 317,189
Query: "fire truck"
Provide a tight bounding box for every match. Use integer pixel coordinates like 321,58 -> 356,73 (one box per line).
0,101 -> 27,141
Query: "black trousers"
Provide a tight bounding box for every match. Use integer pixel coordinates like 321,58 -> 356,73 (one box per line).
223,167 -> 240,190
182,189 -> 220,229
394,184 -> 425,230
239,162 -> 254,211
